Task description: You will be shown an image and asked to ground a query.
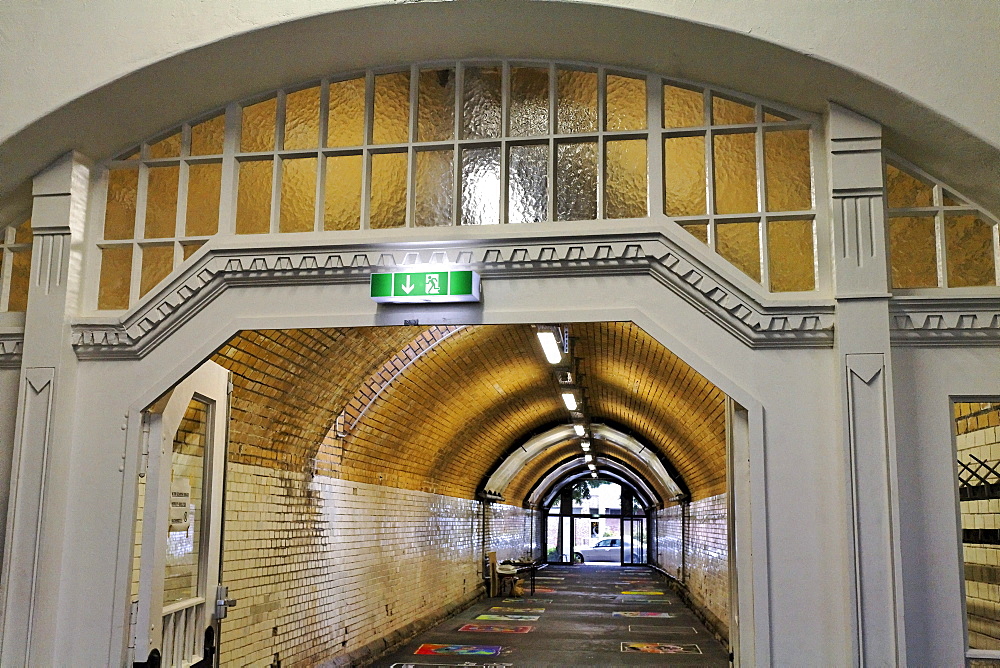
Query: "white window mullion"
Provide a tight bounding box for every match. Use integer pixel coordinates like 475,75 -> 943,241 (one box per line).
218,103 -> 241,237
646,74 -> 664,219
360,71 -> 375,230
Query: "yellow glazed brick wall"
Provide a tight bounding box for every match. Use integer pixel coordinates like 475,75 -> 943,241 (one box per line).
956,401 -> 1000,650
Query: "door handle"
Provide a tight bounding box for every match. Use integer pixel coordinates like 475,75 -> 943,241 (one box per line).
215,585 -> 237,619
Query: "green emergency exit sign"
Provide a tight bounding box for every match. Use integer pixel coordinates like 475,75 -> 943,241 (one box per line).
370,270 -> 481,304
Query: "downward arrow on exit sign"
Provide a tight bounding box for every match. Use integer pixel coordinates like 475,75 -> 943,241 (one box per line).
370,270 -> 481,304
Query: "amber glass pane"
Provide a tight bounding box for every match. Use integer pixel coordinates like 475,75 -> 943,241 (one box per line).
149,132 -> 181,159
191,115 -> 225,156
886,164 -> 934,209
946,214 -> 996,287
712,96 -> 755,125
415,150 -> 454,227
765,130 -> 811,212
714,133 -> 758,214
462,66 -> 502,139
606,75 -> 646,131
328,78 -> 366,147
461,147 -> 501,226
98,246 -> 133,310
370,153 -> 407,229
664,84 -> 704,128
556,70 -> 597,134
764,110 -> 792,122
279,157 -> 317,233
606,139 -> 647,219
373,72 -> 410,145
182,242 -> 205,260
284,86 -> 321,150
7,250 -> 31,312
664,135 -> 706,216
717,221 -> 761,282
943,191 -> 964,207
888,216 -> 938,288
236,160 -> 273,234
510,67 -> 549,137
680,222 -> 708,244
140,245 -> 174,297
324,155 -> 362,231
240,98 -> 277,153
185,163 -> 221,237
508,144 -> 547,224
768,219 -> 815,291
105,168 -> 139,240
144,166 -> 179,239
14,220 -> 32,244
418,68 -> 456,142
556,141 -> 597,221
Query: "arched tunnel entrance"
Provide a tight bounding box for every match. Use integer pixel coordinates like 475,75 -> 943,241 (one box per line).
131,321 -> 734,665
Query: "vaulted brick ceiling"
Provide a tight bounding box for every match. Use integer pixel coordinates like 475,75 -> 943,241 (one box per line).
211,322 -> 726,505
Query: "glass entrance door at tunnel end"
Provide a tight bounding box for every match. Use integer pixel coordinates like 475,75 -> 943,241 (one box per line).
544,509 -> 648,565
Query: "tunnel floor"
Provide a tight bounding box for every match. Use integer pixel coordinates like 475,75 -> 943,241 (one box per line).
374,564 -> 730,667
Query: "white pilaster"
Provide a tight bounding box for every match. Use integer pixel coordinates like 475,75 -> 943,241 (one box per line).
828,104 -> 906,666
0,152 -> 88,667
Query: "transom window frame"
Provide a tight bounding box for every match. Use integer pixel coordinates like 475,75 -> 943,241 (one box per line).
82,59 -> 830,313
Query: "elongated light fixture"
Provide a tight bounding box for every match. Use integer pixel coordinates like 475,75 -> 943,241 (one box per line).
584,454 -> 593,463
581,441 -> 590,452
562,393 -> 578,411
591,472 -> 598,478
573,424 -> 585,437
537,330 -> 562,364
588,463 -> 596,471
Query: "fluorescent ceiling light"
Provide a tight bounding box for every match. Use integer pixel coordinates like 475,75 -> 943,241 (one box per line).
584,454 -> 593,463
537,331 -> 562,364
561,393 -> 577,411
581,442 -> 590,451
591,472 -> 598,478
588,463 -> 596,471
573,424 -> 585,437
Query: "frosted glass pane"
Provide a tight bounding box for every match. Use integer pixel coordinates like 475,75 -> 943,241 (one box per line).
606,139 -> 647,219
236,160 -> 273,234
98,246 -> 133,310
7,250 -> 31,312
886,164 -> 933,209
663,84 -> 704,128
144,166 -> 179,239
508,144 -> 547,224
240,98 -> 276,152
140,245 -> 174,297
149,132 -> 181,159
556,141 -> 597,221
556,70 -> 597,134
765,130 -> 811,212
768,219 -> 815,291
510,67 -> 549,137
888,216 -> 938,288
714,133 -> 758,214
370,152 -> 407,229
717,221 -> 761,282
182,241 -> 204,260
279,157 -> 317,233
373,72 -> 410,145
664,135 -> 706,216
462,66 -> 501,139
712,96 -> 755,125
680,222 -> 708,244
328,78 -> 366,147
185,163 -> 221,237
284,86 -> 321,150
105,168 -> 139,240
163,399 -> 207,604
13,220 -> 32,244
606,75 -> 646,131
415,150 -> 454,227
418,68 -> 456,142
324,155 -> 362,231
946,213 -> 996,287
191,115 -> 225,156
461,147 -> 501,225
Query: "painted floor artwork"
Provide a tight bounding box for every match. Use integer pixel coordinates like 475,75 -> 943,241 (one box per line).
414,644 -> 503,656
488,607 -> 544,613
502,598 -> 551,603
476,614 -> 540,621
532,587 -> 556,593
629,624 -> 698,633
613,611 -> 676,618
621,642 -> 703,654
620,590 -> 664,595
458,624 -> 534,633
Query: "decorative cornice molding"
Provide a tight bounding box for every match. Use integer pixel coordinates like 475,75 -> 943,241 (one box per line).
0,332 -> 23,368
889,297 -> 1000,346
70,227 -> 837,359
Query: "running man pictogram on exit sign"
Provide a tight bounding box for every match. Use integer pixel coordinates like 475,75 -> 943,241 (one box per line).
370,270 -> 481,303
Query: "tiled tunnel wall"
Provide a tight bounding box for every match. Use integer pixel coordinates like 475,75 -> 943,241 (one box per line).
654,494 -> 729,634
956,401 -> 1000,651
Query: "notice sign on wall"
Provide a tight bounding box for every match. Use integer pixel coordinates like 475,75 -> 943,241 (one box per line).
169,477 -> 191,532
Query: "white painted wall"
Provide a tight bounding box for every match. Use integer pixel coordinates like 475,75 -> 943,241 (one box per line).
0,369 -> 20,562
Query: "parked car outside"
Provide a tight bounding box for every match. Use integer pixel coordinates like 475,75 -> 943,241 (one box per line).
576,537 -> 629,562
